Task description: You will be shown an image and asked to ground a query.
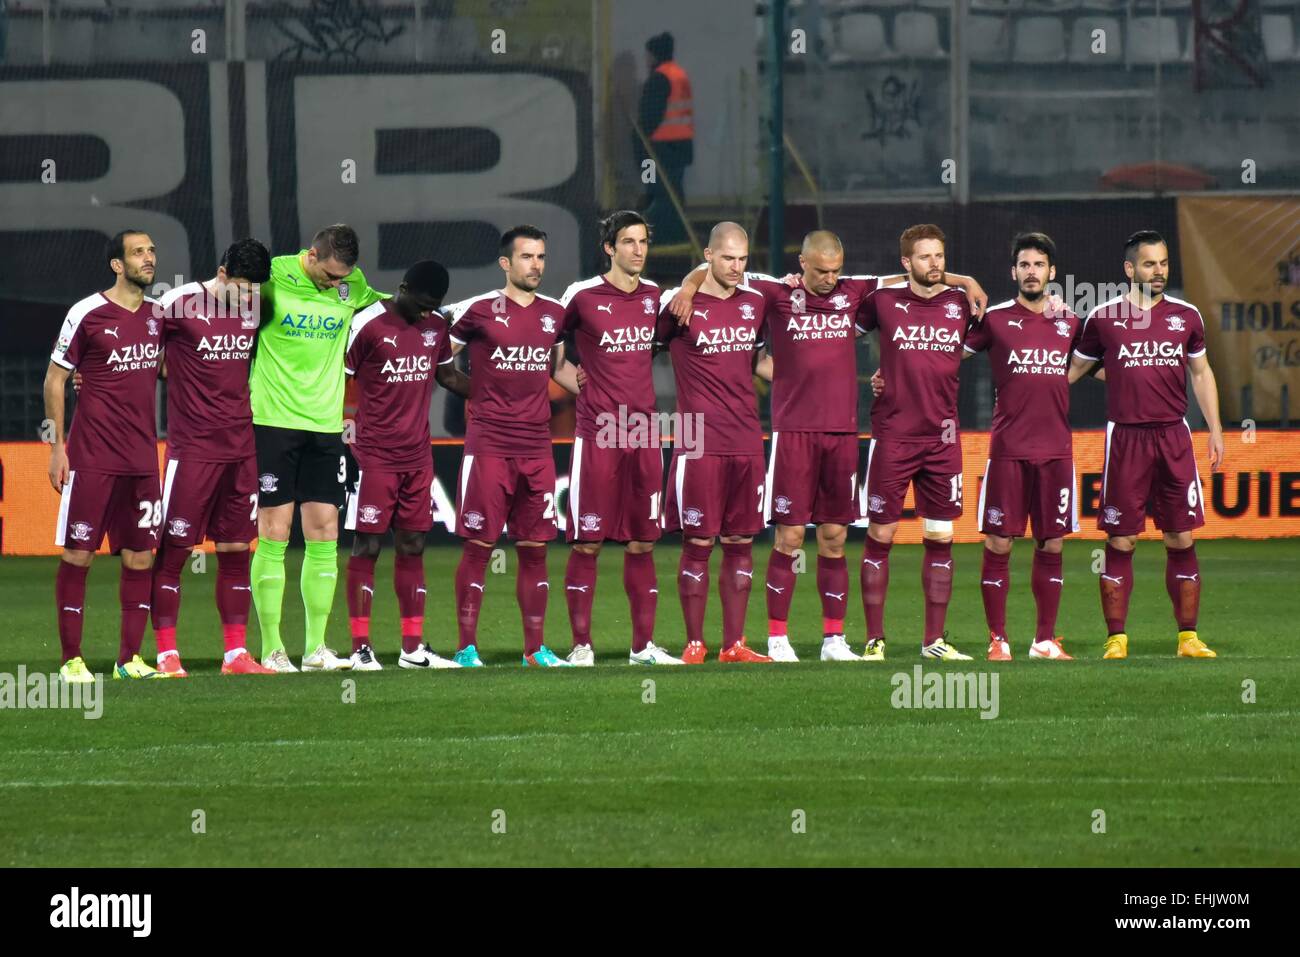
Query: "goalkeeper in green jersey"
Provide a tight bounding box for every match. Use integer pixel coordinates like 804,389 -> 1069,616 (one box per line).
248,224 -> 386,672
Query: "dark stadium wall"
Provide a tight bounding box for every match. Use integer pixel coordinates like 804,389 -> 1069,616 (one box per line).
0,62 -> 597,352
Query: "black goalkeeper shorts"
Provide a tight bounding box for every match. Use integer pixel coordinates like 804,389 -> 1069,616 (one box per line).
253,425 -> 348,508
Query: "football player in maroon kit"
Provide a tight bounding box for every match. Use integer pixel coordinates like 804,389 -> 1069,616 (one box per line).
343,260 -> 470,671
555,211 -> 666,666
657,223 -> 772,664
855,224 -> 976,661
670,231 -> 986,662
872,232 -> 1098,660
150,238 -> 275,676
1069,230 -> 1224,660
443,226 -> 580,667
44,230 -> 169,681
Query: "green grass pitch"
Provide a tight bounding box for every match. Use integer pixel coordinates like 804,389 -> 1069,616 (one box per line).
2,539 -> 1297,866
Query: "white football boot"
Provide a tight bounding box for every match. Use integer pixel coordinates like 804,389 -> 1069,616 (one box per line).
302,644 -> 353,671
399,643 -> 463,669
566,644 -> 596,667
819,634 -> 862,662
628,642 -> 685,665
261,648 -> 299,673
766,635 -> 799,662
349,644 -> 383,672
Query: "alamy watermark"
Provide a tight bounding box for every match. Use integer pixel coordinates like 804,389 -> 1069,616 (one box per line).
1,666 -> 102,719
890,665 -> 999,720
595,405 -> 704,459
50,887 -> 150,937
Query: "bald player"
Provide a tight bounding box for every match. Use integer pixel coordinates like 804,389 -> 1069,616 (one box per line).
671,230 -> 986,662
657,223 -> 771,663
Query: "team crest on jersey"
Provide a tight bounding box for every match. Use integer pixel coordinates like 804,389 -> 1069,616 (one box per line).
70,522 -> 93,542
359,505 -> 381,525
168,518 -> 191,537
831,293 -> 849,310
1054,319 -> 1071,338
985,507 -> 1004,526
259,473 -> 278,493
1102,506 -> 1122,525
541,315 -> 556,334
683,507 -> 703,527
740,303 -> 756,321
1166,315 -> 1185,332
580,512 -> 601,533
146,318 -> 159,336
642,296 -> 655,315
337,281 -> 350,301
773,495 -> 791,515
791,289 -> 806,314
463,510 -> 485,531
868,494 -> 886,514
422,329 -> 438,348
945,302 -> 963,320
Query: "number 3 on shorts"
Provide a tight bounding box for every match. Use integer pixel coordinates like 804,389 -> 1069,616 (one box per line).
337,455 -> 347,484
1059,487 -> 1070,514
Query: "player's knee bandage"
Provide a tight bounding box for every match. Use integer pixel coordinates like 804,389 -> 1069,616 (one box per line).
922,519 -> 953,538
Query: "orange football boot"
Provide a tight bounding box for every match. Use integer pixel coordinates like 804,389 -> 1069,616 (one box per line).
222,651 -> 279,675
156,654 -> 189,677
681,640 -> 708,665
986,634 -> 1013,661
718,637 -> 773,663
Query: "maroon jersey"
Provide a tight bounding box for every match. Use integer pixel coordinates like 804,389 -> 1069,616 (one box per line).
745,272 -> 879,434
964,299 -> 1079,460
51,292 -> 162,474
656,285 -> 766,456
345,299 -> 452,470
157,281 -> 257,463
446,290 -> 564,456
856,283 -> 972,442
1074,294 -> 1207,425
559,276 -> 659,441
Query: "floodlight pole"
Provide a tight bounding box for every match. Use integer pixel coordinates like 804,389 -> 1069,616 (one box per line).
767,0 -> 786,273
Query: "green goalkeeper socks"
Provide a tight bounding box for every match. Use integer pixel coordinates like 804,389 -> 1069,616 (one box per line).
300,539 -> 339,654
250,536 -> 288,657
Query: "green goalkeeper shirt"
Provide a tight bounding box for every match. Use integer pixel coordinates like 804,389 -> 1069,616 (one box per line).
249,252 -> 386,432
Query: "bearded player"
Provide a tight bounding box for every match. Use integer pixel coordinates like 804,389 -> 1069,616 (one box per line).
671,231 -> 986,661
150,238 -> 277,676
343,260 -> 470,671
249,224 -> 386,673
555,210 -> 666,666
657,223 -> 771,663
44,229 -> 168,681
856,224 -> 976,661
1069,230 -> 1223,660
444,226 -> 579,667
872,232 -> 1097,660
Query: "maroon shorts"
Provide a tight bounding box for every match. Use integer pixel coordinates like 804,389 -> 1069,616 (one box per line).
566,438 -> 664,543
664,452 -> 766,539
861,437 -> 964,525
345,464 -> 435,535
976,456 -> 1078,540
1099,421 -> 1206,536
456,452 -> 557,542
56,470 -> 161,553
765,431 -> 859,526
161,457 -> 258,548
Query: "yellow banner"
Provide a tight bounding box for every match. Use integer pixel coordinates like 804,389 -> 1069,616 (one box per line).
1178,195 -> 1300,422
